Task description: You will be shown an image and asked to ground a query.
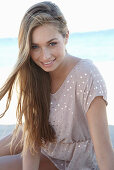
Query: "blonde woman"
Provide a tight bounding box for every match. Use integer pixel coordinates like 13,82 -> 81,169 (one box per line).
0,1 -> 114,170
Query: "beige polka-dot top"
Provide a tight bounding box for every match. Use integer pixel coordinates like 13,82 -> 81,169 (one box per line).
41,59 -> 107,170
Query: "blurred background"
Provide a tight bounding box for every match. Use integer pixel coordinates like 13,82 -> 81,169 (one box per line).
0,0 -> 114,146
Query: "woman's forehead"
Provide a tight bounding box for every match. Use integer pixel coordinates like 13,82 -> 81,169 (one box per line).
31,24 -> 62,44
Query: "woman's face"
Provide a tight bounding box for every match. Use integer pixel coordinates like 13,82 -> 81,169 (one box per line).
30,24 -> 69,72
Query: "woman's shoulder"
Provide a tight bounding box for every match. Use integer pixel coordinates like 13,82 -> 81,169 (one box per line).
71,57 -> 105,85
67,56 -> 103,83
72,57 -> 95,76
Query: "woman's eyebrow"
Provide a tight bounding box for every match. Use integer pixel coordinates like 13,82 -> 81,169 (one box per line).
47,38 -> 58,43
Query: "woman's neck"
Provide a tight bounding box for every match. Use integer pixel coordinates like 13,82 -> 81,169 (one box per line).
49,54 -> 72,81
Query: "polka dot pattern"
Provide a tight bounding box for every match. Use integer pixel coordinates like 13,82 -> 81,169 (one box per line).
42,59 -> 107,170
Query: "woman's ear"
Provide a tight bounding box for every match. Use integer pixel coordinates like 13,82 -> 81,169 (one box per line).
65,30 -> 69,44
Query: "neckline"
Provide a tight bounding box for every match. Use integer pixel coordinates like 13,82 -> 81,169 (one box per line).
50,58 -> 88,96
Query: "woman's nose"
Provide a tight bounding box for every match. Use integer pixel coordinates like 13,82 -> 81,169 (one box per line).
41,48 -> 51,60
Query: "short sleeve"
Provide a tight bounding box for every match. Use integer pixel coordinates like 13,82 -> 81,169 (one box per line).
75,60 -> 108,114
83,62 -> 108,113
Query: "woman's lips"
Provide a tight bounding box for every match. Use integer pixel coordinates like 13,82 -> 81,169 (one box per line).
42,59 -> 56,67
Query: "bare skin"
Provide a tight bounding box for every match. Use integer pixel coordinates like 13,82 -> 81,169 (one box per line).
0,130 -> 58,170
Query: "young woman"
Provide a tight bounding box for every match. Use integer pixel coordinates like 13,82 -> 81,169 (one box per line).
0,1 -> 114,170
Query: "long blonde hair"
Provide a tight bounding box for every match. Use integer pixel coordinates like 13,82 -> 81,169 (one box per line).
0,1 -> 68,154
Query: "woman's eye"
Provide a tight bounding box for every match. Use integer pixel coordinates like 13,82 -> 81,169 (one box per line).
49,42 -> 57,46
31,45 -> 39,49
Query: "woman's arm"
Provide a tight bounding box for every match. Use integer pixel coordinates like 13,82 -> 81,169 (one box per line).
23,147 -> 41,170
86,96 -> 114,170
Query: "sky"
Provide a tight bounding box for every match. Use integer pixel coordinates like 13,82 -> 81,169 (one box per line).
0,0 -> 114,38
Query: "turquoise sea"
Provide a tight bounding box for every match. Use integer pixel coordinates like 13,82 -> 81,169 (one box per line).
0,29 -> 114,67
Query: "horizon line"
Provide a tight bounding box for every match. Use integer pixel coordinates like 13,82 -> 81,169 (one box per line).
0,28 -> 114,39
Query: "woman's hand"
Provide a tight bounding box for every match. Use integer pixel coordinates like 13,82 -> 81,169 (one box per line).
86,96 -> 114,170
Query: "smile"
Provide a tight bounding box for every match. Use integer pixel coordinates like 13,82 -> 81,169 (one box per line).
42,59 -> 56,67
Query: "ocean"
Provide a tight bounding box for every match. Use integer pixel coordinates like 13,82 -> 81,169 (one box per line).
0,29 -> 114,68
67,29 -> 114,62
0,29 -> 114,137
